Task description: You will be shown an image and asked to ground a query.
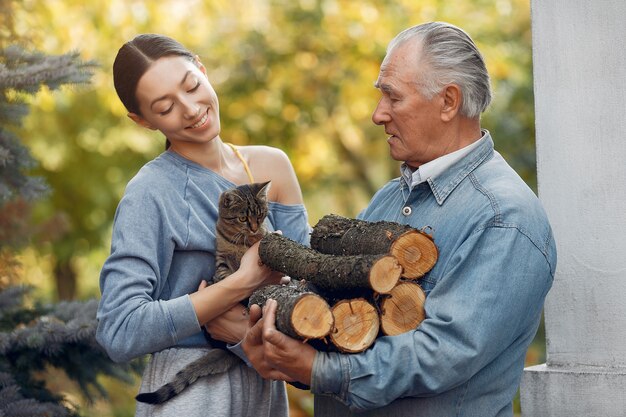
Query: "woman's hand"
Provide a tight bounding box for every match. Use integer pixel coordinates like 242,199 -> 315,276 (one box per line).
189,238 -> 285,326
238,239 -> 284,288
205,304 -> 249,344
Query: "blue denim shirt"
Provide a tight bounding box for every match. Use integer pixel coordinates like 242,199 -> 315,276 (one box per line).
311,132 -> 556,417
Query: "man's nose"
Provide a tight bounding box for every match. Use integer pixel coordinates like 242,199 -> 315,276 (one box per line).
372,98 -> 390,125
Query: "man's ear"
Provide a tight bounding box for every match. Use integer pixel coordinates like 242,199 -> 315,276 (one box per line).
127,112 -> 157,130
441,84 -> 461,122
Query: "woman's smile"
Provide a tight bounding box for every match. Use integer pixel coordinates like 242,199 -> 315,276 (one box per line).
187,108 -> 210,130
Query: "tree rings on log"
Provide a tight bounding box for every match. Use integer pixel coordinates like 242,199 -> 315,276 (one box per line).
311,214 -> 439,279
369,255 -> 403,293
259,233 -> 401,294
290,292 -> 334,339
389,230 -> 438,279
249,283 -> 334,340
380,281 -> 426,336
330,298 -> 379,353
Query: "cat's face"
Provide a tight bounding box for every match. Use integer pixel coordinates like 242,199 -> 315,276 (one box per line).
218,181 -> 270,239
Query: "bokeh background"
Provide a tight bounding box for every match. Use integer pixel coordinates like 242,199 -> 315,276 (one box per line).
3,0 -> 542,415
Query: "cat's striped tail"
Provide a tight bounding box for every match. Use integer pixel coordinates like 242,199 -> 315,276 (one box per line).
135,349 -> 242,405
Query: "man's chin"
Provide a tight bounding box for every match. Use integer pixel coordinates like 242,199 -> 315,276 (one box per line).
388,147 -> 404,162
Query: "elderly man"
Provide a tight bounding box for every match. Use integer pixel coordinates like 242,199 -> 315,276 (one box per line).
242,21 -> 556,417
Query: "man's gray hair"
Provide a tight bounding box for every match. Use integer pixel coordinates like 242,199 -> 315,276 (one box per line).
388,22 -> 492,118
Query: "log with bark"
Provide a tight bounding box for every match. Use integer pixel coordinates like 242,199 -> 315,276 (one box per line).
248,282 -> 334,340
258,233 -> 402,294
379,280 -> 426,336
310,214 -> 439,279
329,298 -> 380,353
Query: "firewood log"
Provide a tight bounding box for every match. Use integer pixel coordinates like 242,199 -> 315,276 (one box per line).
311,214 -> 439,279
379,281 -> 426,336
328,298 -> 380,353
249,282 -> 334,340
259,233 -> 402,294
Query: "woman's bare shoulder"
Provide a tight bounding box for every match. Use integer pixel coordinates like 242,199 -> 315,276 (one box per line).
239,144 -> 289,161
236,145 -> 302,204
238,145 -> 293,173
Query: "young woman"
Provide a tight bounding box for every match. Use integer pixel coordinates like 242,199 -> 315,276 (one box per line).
95,34 -> 310,417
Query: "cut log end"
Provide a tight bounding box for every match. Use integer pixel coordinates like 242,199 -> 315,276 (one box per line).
380,281 -> 426,336
369,255 -> 402,294
291,294 -> 334,339
330,299 -> 380,353
390,230 -> 439,279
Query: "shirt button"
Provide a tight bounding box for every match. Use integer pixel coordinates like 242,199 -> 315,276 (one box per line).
402,206 -> 412,216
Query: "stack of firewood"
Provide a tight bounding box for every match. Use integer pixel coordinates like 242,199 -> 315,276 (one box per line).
250,214 -> 439,353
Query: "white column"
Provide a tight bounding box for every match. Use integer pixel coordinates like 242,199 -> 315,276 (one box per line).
521,1 -> 626,416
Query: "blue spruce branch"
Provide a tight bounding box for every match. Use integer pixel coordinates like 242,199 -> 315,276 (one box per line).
0,372 -> 70,417
0,47 -> 97,94
0,286 -> 142,407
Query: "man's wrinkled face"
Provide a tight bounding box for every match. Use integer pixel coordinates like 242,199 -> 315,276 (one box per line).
372,41 -> 448,168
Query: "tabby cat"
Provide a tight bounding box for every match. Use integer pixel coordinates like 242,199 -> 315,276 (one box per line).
135,181 -> 271,405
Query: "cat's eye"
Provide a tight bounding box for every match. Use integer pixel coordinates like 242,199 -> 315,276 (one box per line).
238,216 -> 247,222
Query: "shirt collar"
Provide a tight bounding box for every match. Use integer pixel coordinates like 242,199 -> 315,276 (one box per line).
399,130 -> 494,205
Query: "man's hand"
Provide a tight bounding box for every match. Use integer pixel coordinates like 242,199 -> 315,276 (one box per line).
243,299 -> 315,385
242,303 -> 294,381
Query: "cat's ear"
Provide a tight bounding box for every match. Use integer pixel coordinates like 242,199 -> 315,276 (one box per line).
256,181 -> 271,199
220,192 -> 235,208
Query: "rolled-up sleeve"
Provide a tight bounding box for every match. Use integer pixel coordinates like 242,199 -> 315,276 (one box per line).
311,226 -> 554,411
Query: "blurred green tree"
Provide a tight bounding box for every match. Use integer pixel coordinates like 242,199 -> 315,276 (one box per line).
18,0 -> 537,301
0,2 -> 142,415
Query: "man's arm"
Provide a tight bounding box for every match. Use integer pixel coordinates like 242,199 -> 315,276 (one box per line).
244,227 -> 553,411
312,227 -> 553,410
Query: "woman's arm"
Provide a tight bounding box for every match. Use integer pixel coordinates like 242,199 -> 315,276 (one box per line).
189,240 -> 283,326
96,185 -> 199,363
97,168 -> 282,362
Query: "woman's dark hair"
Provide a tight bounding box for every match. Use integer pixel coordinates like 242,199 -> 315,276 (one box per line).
113,34 -> 195,149
113,34 -> 195,115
